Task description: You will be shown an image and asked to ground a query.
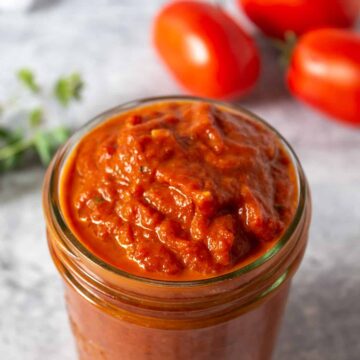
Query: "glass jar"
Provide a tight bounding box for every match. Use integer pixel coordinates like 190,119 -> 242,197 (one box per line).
43,96 -> 311,360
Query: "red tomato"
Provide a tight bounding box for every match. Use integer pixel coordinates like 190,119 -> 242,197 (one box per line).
238,0 -> 358,38
153,0 -> 260,99
287,29 -> 360,126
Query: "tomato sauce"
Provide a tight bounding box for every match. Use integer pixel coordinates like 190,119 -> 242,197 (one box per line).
60,101 -> 297,280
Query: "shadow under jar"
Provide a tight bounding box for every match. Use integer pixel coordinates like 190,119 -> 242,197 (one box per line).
43,96 -> 311,360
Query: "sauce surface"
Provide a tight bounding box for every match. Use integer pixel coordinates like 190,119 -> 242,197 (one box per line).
60,101 -> 298,280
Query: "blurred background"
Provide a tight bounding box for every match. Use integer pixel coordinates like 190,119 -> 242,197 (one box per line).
0,0 -> 359,359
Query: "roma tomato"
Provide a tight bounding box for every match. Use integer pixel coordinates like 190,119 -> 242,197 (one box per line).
153,0 -> 260,99
238,0 -> 358,38
287,29 -> 360,126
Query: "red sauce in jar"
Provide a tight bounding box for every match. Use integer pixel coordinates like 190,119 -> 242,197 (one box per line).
60,101 -> 298,280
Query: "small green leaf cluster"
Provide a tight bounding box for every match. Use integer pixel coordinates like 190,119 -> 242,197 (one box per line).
0,69 -> 85,173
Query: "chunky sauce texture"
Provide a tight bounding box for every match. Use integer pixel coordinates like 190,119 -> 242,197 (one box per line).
61,101 -> 297,280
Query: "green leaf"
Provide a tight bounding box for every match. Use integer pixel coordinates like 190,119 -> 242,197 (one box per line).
0,151 -> 23,173
17,68 -> 40,93
29,107 -> 43,128
0,127 -> 22,146
47,126 -> 71,145
54,73 -> 84,107
0,126 -> 13,141
33,126 -> 71,166
0,135 -> 30,173
33,131 -> 53,165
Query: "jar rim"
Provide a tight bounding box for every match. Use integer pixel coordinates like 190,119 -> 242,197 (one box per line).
46,95 -> 308,288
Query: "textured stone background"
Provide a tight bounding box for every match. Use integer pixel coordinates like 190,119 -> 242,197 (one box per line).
0,1 -> 359,359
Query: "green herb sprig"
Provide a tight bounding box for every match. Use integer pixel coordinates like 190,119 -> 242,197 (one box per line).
17,68 -> 40,93
54,73 -> 84,107
0,126 -> 70,172
0,69 -> 85,173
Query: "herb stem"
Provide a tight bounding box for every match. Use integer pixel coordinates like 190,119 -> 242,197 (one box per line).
0,138 -> 34,161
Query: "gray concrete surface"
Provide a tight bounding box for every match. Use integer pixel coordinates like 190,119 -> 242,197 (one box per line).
0,1 -> 359,359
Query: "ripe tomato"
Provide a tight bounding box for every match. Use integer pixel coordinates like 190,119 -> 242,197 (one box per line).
238,0 -> 358,38
153,0 -> 260,99
287,29 -> 360,126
